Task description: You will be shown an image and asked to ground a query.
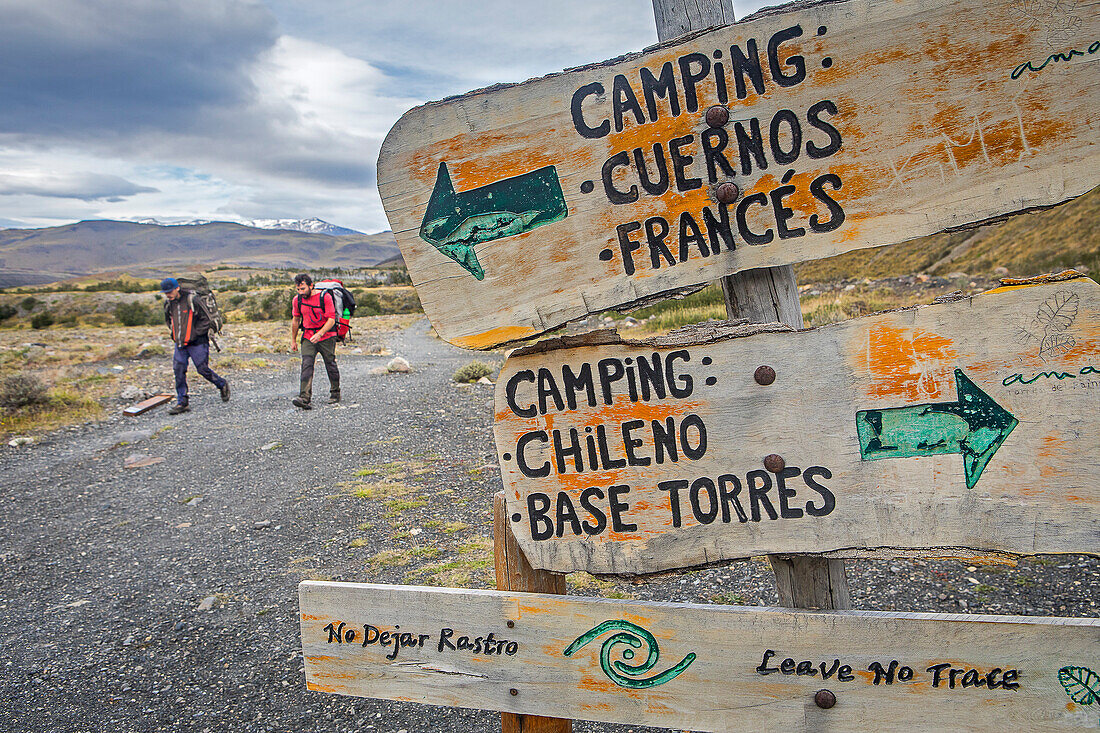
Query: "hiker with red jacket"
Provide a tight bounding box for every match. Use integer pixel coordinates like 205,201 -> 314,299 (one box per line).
161,277 -> 229,415
290,273 -> 340,409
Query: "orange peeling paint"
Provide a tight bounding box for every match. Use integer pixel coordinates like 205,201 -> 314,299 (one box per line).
859,323 -> 958,401
645,700 -> 677,714
578,675 -> 620,694
1039,431 -> 1068,461
454,325 -> 538,350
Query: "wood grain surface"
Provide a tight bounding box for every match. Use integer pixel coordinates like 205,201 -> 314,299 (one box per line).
300,581 -> 1100,731
377,0 -> 1100,348
492,275 -> 1100,575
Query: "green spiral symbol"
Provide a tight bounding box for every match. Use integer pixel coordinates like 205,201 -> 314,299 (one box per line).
563,620 -> 697,689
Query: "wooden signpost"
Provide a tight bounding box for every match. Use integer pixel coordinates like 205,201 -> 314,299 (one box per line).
492,274 -> 1100,575
377,0 -> 1100,349
301,0 -> 1100,730
301,582 -> 1100,731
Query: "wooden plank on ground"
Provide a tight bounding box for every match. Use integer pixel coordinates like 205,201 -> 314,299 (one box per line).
300,581 -> 1100,731
122,393 -> 173,417
377,0 -> 1100,349
491,274 -> 1100,575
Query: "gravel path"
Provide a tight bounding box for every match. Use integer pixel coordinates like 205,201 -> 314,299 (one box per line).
1,318 -> 1096,733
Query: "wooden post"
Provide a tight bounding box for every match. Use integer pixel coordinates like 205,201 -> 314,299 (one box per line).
493,492 -> 571,732
651,0 -> 851,612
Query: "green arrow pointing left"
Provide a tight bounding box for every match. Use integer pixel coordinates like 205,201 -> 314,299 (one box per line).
418,161 -> 567,281
856,369 -> 1018,489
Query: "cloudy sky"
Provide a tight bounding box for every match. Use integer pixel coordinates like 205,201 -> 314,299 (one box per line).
0,0 -> 773,233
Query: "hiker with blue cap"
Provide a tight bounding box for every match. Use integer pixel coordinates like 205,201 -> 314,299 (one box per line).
161,276 -> 229,414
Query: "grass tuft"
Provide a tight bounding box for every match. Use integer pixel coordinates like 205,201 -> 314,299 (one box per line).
453,361 -> 494,383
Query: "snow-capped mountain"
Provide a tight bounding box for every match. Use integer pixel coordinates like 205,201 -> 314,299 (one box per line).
132,216 -> 362,236
241,217 -> 363,235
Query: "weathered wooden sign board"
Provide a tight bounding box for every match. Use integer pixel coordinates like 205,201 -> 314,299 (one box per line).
377,0 -> 1100,349
122,393 -> 172,417
301,581 -> 1100,731
492,274 -> 1100,575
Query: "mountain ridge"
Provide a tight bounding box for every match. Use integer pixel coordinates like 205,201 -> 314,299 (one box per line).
0,219 -> 400,286
130,216 -> 365,236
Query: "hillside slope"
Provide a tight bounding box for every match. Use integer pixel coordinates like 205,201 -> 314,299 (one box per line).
797,186 -> 1099,281
0,220 -> 400,281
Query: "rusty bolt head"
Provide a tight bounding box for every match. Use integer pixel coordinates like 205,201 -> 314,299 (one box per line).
715,182 -> 740,204
705,105 -> 730,127
507,620 -> 515,628
763,454 -> 786,473
814,689 -> 837,709
754,365 -> 776,385
509,688 -> 519,696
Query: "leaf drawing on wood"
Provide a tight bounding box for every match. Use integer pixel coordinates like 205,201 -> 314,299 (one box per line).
1058,665 -> 1100,705
1032,290 -> 1079,335
1015,324 -> 1038,344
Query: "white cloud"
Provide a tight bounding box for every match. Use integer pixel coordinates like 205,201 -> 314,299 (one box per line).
0,171 -> 157,201
0,0 -> 783,234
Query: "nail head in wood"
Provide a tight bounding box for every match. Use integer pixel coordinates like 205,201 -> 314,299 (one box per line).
715,182 -> 740,204
509,688 -> 519,696
705,104 -> 729,127
814,689 -> 837,709
764,454 -> 786,473
507,620 -> 515,628
754,365 -> 776,385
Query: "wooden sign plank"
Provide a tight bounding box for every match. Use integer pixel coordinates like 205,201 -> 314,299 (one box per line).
122,393 -> 172,416
300,581 -> 1100,731
377,0 -> 1100,349
491,274 -> 1100,575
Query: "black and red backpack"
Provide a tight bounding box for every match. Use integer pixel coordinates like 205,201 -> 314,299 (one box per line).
298,279 -> 356,341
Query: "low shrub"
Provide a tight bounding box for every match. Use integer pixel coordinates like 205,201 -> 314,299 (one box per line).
20,296 -> 39,311
0,373 -> 49,412
355,291 -> 382,317
30,311 -> 54,329
453,361 -> 494,383
115,301 -> 160,327
246,289 -> 294,321
0,304 -> 16,321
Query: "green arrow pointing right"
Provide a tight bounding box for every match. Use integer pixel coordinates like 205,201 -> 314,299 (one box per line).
856,369 -> 1018,489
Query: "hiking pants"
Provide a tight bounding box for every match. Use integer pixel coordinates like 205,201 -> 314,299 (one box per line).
299,337 -> 339,403
173,342 -> 226,406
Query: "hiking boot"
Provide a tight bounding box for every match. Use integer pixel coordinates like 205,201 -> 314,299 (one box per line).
327,395 -> 340,404
220,381 -> 231,402
168,403 -> 190,415
292,397 -> 312,410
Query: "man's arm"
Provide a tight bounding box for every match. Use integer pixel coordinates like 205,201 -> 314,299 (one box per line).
309,317 -> 336,343
290,295 -> 302,351
290,315 -> 302,352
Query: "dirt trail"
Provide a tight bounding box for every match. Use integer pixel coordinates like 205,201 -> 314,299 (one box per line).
1,318 -> 1096,733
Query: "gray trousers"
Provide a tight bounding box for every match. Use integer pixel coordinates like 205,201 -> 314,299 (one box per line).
299,337 -> 339,402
